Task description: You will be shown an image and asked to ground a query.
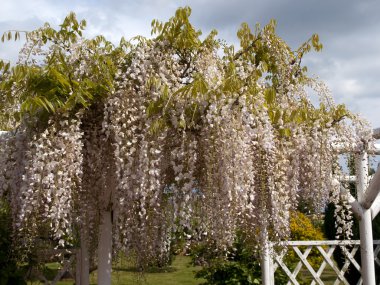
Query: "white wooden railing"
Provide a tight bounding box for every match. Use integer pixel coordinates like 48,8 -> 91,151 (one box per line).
270,240 -> 380,285
30,248 -> 78,285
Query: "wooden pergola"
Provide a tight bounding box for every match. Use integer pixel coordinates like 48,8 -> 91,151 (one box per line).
261,127 -> 380,285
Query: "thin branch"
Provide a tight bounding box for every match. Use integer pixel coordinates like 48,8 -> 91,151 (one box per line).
233,36 -> 262,61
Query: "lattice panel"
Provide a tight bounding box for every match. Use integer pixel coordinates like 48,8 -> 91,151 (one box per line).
30,248 -> 78,285
272,240 -> 380,285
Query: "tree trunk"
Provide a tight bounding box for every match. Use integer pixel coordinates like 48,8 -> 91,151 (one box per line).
97,211 -> 113,285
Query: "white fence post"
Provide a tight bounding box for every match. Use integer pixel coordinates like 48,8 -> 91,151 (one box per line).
356,151 -> 376,285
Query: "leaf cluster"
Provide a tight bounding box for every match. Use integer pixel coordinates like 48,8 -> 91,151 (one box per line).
146,8 -> 347,139
192,234 -> 262,285
0,12 -> 121,125
152,7 -> 202,57
0,7 -> 350,137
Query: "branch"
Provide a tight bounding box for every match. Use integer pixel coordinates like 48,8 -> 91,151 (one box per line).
340,184 -> 363,219
362,166 -> 380,209
370,191 -> 380,220
233,36 -> 261,61
331,114 -> 348,127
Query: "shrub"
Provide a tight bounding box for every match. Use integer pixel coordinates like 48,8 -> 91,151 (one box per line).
193,234 -> 261,285
0,198 -> 26,285
287,211 -> 325,269
193,212 -> 325,285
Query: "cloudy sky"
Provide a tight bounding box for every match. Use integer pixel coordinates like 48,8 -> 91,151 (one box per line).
1,0 -> 380,128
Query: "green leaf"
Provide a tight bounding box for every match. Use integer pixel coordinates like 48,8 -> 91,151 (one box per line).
3,62 -> 10,74
300,109 -> 308,121
147,101 -> 161,117
334,104 -> 347,120
179,118 -> 186,129
273,109 -> 281,124
264,87 -> 276,105
261,61 -> 268,73
49,68 -> 70,90
149,117 -> 166,135
289,110 -> 298,122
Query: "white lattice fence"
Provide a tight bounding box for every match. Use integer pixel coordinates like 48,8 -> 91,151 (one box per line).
272,240 -> 380,285
30,248 -> 78,285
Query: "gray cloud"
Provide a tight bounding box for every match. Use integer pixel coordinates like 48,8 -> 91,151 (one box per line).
1,0 -> 380,127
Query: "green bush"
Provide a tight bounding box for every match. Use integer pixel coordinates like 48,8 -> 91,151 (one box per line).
0,198 -> 26,285
193,234 -> 261,285
192,212 -> 326,285
288,211 -> 325,270
195,261 -> 260,285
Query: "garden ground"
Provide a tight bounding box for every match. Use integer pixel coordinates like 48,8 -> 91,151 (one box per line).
26,254 -> 341,285
27,255 -> 205,285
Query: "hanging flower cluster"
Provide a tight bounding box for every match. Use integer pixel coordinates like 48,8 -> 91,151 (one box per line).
0,116 -> 82,251
0,7 -> 373,265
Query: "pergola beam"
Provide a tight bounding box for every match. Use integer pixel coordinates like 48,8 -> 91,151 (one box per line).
340,185 -> 363,219
370,192 -> 380,220
355,151 -> 376,285
333,143 -> 380,155
362,167 -> 380,209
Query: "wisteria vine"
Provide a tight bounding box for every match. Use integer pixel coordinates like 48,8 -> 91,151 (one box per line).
0,7 -> 373,265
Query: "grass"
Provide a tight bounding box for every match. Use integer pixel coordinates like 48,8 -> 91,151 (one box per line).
27,255 -> 205,285
26,255 -> 345,285
90,255 -> 205,285
297,266 -> 339,284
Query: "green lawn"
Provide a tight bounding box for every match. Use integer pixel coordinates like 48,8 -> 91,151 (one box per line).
297,267 -> 339,284
28,255 -> 205,285
26,255 -> 343,285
